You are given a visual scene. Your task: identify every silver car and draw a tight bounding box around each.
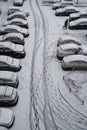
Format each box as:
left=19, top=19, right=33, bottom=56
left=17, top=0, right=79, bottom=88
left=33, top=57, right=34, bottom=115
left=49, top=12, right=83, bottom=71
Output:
left=0, top=41, right=26, bottom=58
left=0, top=86, right=19, bottom=107
left=57, top=34, right=81, bottom=46
left=0, top=33, right=25, bottom=45
left=0, top=56, right=21, bottom=72
left=0, top=71, right=19, bottom=88
left=0, top=25, right=29, bottom=37
left=8, top=6, right=29, bottom=16
left=62, top=54, right=87, bottom=70
left=0, top=108, right=15, bottom=128
left=57, top=43, right=87, bottom=60
left=3, top=18, right=28, bottom=29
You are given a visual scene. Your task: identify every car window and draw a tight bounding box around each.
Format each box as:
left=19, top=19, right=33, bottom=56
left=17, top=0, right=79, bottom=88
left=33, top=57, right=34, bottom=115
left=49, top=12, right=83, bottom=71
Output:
left=79, top=22, right=87, bottom=25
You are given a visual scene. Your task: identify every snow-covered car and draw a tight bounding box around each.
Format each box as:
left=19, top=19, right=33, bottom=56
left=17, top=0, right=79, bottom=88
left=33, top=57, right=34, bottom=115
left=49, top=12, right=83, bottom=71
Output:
left=43, top=0, right=60, bottom=4
left=0, top=25, right=29, bottom=37
left=0, top=86, right=18, bottom=107
left=3, top=18, right=28, bottom=29
left=57, top=43, right=87, bottom=60
left=69, top=11, right=87, bottom=22
left=0, top=108, right=14, bottom=128
left=55, top=6, right=79, bottom=16
left=57, top=35, right=81, bottom=46
left=62, top=54, right=87, bottom=70
left=52, top=1, right=74, bottom=10
left=0, top=126, right=8, bottom=130
left=0, top=33, right=25, bottom=45
left=68, top=18, right=87, bottom=30
left=14, top=0, right=23, bottom=6
left=0, top=41, right=26, bottom=58
left=7, top=12, right=27, bottom=20
left=0, top=71, right=19, bottom=88
left=8, top=6, right=29, bottom=17
left=0, top=56, right=21, bottom=72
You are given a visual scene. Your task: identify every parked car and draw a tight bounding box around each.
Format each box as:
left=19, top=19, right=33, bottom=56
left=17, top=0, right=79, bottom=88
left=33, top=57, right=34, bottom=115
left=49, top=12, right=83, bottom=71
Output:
left=0, top=108, right=14, bottom=128
left=68, top=18, right=87, bottom=29
left=0, top=25, right=29, bottom=37
left=55, top=6, right=79, bottom=16
left=8, top=6, right=29, bottom=17
left=0, top=41, right=25, bottom=58
left=7, top=12, right=27, bottom=20
left=57, top=35, right=81, bottom=46
left=0, top=33, right=25, bottom=45
left=3, top=18, right=28, bottom=29
left=14, top=0, right=23, bottom=6
left=0, top=126, right=8, bottom=130
left=52, top=1, right=74, bottom=10
left=0, top=86, right=18, bottom=107
left=0, top=71, right=19, bottom=88
left=62, top=54, right=87, bottom=70
left=69, top=11, right=87, bottom=22
left=57, top=43, right=87, bottom=60
left=0, top=56, right=21, bottom=72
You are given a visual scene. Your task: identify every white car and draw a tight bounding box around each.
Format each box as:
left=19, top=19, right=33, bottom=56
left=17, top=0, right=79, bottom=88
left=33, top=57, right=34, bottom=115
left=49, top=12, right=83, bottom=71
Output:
left=0, top=86, right=18, bottom=107
left=0, top=33, right=25, bottom=45
left=68, top=18, right=87, bottom=30
left=0, top=25, right=29, bottom=37
left=0, top=126, right=8, bottom=130
left=57, top=34, right=81, bottom=46
left=0, top=71, right=19, bottom=88
left=7, top=12, right=27, bottom=20
left=3, top=18, right=28, bottom=29
left=0, top=41, right=26, bottom=58
left=0, top=108, right=14, bottom=128
left=57, top=43, right=87, bottom=60
left=14, top=0, right=23, bottom=6
left=8, top=6, right=29, bottom=16
left=62, top=54, right=87, bottom=70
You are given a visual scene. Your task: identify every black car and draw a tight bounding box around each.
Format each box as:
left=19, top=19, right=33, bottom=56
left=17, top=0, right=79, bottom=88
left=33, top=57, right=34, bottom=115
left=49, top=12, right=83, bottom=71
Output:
left=69, top=18, right=87, bottom=30
left=0, top=71, right=19, bottom=88
left=0, top=56, right=21, bottom=72
left=55, top=6, right=79, bottom=16
left=69, top=11, right=87, bottom=22
left=0, top=41, right=26, bottom=58
left=0, top=33, right=25, bottom=45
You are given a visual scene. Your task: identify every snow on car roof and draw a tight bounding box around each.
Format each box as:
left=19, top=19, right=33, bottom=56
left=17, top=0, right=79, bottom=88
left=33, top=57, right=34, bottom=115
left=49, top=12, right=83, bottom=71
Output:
left=8, top=6, right=20, bottom=10
left=63, top=54, right=87, bottom=63
left=60, top=43, right=78, bottom=50
left=8, top=11, right=26, bottom=17
left=60, top=35, right=77, bottom=41
left=0, top=71, right=16, bottom=79
left=70, top=18, right=87, bottom=25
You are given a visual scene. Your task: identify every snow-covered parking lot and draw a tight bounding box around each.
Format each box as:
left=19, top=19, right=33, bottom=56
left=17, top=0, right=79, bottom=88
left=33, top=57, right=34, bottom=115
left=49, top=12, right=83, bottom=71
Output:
left=0, top=0, right=87, bottom=130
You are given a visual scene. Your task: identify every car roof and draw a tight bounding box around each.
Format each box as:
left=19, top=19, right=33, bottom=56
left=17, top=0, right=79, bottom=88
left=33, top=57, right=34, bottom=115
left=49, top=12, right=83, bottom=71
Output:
left=60, top=35, right=76, bottom=41
left=0, top=86, right=14, bottom=97
left=0, top=71, right=16, bottom=79
left=63, top=54, right=87, bottom=63
left=8, top=11, right=26, bottom=16
left=60, top=43, right=78, bottom=50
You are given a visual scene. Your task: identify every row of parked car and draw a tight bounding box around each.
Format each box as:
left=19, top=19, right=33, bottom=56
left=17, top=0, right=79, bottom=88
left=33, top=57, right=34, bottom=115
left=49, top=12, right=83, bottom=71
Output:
left=0, top=1, right=29, bottom=129
left=52, top=0, right=87, bottom=30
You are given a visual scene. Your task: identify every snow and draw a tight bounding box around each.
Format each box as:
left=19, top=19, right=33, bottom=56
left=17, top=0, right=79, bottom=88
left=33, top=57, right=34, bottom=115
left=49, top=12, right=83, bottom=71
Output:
left=70, top=18, right=87, bottom=26
left=63, top=54, right=87, bottom=63
left=1, top=0, right=87, bottom=130
left=60, top=43, right=78, bottom=50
